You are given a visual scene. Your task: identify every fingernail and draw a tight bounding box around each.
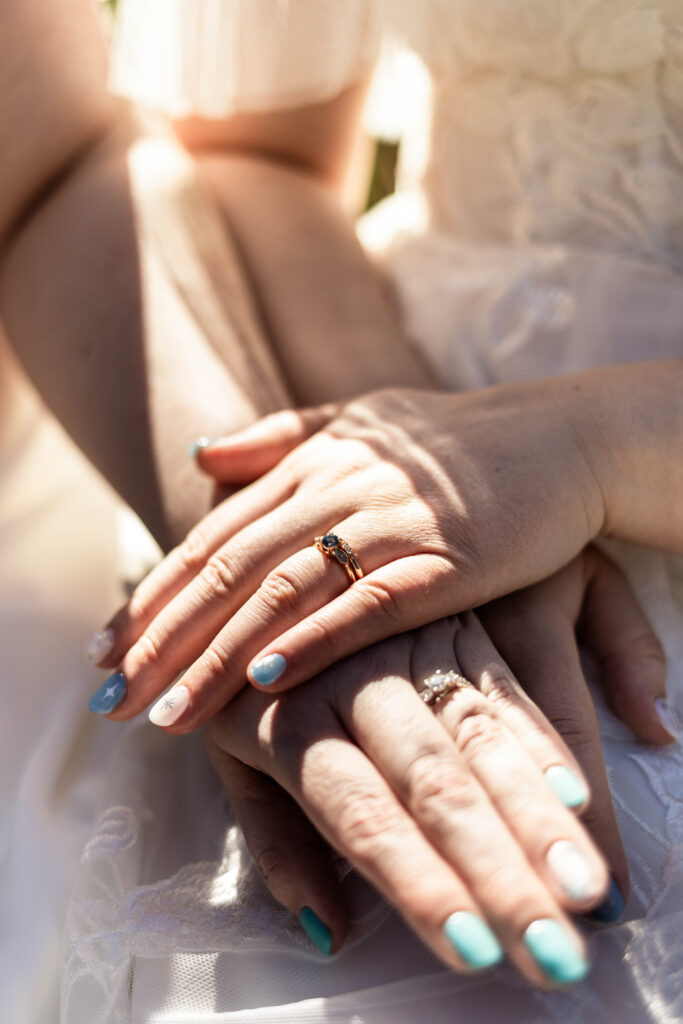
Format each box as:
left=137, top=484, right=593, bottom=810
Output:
left=83, top=627, right=115, bottom=665
left=545, top=765, right=589, bottom=809
left=149, top=684, right=191, bottom=727
left=187, top=436, right=213, bottom=460
left=586, top=877, right=625, bottom=924
left=654, top=698, right=681, bottom=740
left=546, top=840, right=603, bottom=902
left=249, top=653, right=287, bottom=686
left=523, top=918, right=590, bottom=985
left=299, top=907, right=332, bottom=956
left=88, top=672, right=127, bottom=715
left=443, top=911, right=504, bottom=970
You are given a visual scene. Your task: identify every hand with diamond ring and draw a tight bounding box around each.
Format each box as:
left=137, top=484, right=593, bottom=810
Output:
left=204, top=612, right=609, bottom=987
left=199, top=546, right=673, bottom=978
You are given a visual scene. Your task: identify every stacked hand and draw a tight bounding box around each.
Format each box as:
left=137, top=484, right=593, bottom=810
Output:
left=86, top=385, right=672, bottom=985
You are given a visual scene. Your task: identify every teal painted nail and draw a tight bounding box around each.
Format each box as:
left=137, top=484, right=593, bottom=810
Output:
left=88, top=672, right=127, bottom=714
left=299, top=907, right=332, bottom=956
left=524, top=919, right=589, bottom=985
left=187, top=436, right=213, bottom=459
left=545, top=765, right=589, bottom=809
left=443, top=911, right=504, bottom=970
left=249, top=653, right=286, bottom=686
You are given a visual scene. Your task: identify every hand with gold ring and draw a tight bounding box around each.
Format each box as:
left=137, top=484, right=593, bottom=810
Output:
left=85, top=374, right=680, bottom=729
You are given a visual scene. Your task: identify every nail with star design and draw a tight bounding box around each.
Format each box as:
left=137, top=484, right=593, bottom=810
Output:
left=148, top=684, right=191, bottom=727
left=89, top=672, right=127, bottom=715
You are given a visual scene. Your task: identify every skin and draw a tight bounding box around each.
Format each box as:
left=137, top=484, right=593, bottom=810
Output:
left=99, top=371, right=681, bottom=731
left=0, top=0, right=675, bottom=983
left=202, top=545, right=670, bottom=957
left=206, top=612, right=610, bottom=985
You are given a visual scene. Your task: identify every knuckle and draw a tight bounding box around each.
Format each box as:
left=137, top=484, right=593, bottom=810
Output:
left=454, top=710, right=502, bottom=760
left=257, top=568, right=302, bottom=619
left=133, top=630, right=165, bottom=673
left=176, top=526, right=211, bottom=576
left=546, top=711, right=596, bottom=753
left=335, top=787, right=404, bottom=858
left=299, top=614, right=340, bottom=662
left=357, top=578, right=405, bottom=625
left=269, top=697, right=329, bottom=760
left=405, top=750, right=479, bottom=819
left=202, top=552, right=237, bottom=600
left=481, top=671, right=521, bottom=707
left=254, top=845, right=292, bottom=889
left=202, top=643, right=231, bottom=683
left=626, top=629, right=666, bottom=667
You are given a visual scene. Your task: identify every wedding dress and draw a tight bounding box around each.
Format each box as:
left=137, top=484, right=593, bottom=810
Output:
left=2, top=2, right=681, bottom=1022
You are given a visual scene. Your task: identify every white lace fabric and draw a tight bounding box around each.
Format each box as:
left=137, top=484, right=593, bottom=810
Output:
left=411, top=0, right=683, bottom=274
left=6, top=1, right=673, bottom=1021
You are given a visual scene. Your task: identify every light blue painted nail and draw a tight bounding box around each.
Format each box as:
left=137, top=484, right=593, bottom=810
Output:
left=187, top=436, right=213, bottom=460
left=587, top=877, right=625, bottom=924
left=299, top=907, right=332, bottom=956
left=88, top=672, right=127, bottom=714
left=249, top=653, right=287, bottom=686
left=545, top=765, right=589, bottom=809
left=524, top=918, right=590, bottom=985
left=443, top=911, right=504, bottom=970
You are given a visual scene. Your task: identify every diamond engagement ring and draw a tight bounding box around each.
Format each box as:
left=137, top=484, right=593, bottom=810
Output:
left=314, top=532, right=364, bottom=583
left=417, top=670, right=473, bottom=706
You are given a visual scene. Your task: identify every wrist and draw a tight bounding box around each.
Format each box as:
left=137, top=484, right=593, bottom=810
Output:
left=561, top=361, right=683, bottom=551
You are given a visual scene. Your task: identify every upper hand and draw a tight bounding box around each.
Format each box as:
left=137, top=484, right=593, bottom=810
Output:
left=90, top=384, right=607, bottom=725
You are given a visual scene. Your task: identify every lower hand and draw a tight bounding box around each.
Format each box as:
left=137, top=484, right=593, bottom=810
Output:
left=205, top=612, right=608, bottom=987
left=479, top=545, right=672, bottom=910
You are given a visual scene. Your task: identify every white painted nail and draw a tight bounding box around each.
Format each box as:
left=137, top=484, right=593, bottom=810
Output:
left=83, top=628, right=115, bottom=664
left=654, top=698, right=681, bottom=741
left=149, top=685, right=191, bottom=727
left=546, top=840, right=603, bottom=902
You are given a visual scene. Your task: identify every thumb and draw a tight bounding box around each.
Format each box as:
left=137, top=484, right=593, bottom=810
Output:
left=191, top=405, right=338, bottom=484
left=204, top=737, right=347, bottom=955
left=580, top=548, right=675, bottom=746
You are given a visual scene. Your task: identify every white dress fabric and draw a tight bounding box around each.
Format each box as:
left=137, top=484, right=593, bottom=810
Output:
left=3, top=1, right=681, bottom=1022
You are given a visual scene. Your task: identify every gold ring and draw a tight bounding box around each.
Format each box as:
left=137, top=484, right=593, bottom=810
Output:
left=314, top=532, right=364, bottom=583
left=416, top=670, right=473, bottom=706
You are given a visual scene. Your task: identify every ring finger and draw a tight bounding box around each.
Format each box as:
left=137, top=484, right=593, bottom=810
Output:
left=412, top=618, right=608, bottom=914
left=334, top=630, right=595, bottom=987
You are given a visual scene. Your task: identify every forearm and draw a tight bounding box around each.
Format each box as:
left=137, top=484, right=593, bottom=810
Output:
left=195, top=152, right=433, bottom=404
left=0, top=117, right=290, bottom=549
left=0, top=0, right=428, bottom=548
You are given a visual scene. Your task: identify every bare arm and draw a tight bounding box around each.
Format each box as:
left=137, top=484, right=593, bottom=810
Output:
left=0, top=0, right=430, bottom=549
